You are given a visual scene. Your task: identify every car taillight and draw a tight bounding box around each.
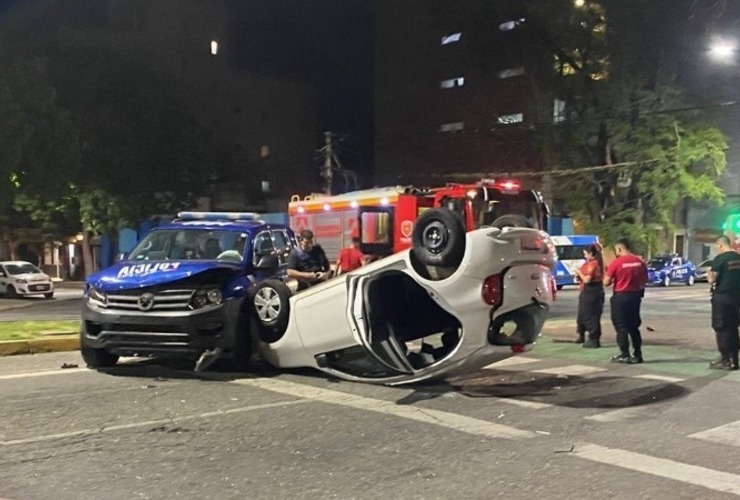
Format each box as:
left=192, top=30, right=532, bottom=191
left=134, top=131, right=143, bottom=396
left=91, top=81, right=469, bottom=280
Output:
left=550, top=276, right=557, bottom=301
left=482, top=274, right=503, bottom=309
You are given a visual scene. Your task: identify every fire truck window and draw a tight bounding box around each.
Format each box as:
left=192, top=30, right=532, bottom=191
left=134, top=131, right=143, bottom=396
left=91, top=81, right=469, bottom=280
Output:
left=361, top=212, right=390, bottom=244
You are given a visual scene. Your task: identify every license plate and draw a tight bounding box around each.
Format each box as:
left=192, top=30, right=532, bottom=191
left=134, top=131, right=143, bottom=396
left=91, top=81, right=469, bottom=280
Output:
left=32, top=285, right=48, bottom=291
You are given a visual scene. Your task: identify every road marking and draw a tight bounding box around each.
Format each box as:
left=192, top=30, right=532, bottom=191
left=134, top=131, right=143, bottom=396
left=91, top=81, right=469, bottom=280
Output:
left=234, top=378, right=536, bottom=440
left=483, top=356, right=540, bottom=369
left=0, top=368, right=88, bottom=380
left=0, top=400, right=307, bottom=446
left=493, top=397, right=552, bottom=410
left=534, top=364, right=606, bottom=376
left=585, top=407, right=647, bottom=423
left=633, top=374, right=685, bottom=383
left=689, top=420, right=740, bottom=448
left=571, top=442, right=740, bottom=495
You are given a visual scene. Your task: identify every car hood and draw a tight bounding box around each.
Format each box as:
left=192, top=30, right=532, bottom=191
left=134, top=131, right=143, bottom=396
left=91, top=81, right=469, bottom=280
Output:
left=10, top=272, right=50, bottom=281
left=87, top=260, right=242, bottom=291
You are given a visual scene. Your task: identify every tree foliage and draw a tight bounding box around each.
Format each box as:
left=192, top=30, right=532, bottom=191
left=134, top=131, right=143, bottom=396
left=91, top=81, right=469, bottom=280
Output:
left=529, top=0, right=728, bottom=252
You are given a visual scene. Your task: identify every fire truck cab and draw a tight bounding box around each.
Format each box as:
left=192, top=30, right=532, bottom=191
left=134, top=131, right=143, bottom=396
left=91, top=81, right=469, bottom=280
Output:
left=288, top=179, right=548, bottom=261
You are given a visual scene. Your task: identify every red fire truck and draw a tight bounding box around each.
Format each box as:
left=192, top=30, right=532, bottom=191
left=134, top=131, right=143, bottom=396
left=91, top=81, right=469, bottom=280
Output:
left=288, top=179, right=549, bottom=261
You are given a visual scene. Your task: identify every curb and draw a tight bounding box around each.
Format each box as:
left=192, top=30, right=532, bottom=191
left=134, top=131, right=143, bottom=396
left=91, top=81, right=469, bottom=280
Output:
left=0, top=335, right=79, bottom=356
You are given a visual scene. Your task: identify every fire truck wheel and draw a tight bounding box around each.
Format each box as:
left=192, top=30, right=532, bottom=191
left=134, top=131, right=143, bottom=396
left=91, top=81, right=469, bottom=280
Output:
left=490, top=214, right=532, bottom=229
left=250, top=279, right=292, bottom=343
left=411, top=208, right=466, bottom=269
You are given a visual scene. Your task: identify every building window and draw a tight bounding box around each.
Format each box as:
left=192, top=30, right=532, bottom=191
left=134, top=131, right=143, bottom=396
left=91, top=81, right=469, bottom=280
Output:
left=440, top=77, right=465, bottom=89
left=441, top=32, right=462, bottom=45
left=498, top=18, right=526, bottom=31
left=210, top=40, right=219, bottom=55
left=498, top=67, right=525, bottom=79
left=261, top=181, right=270, bottom=193
left=553, top=99, right=566, bottom=123
left=440, top=121, right=464, bottom=132
left=260, top=145, right=270, bottom=158
left=497, top=113, right=524, bottom=125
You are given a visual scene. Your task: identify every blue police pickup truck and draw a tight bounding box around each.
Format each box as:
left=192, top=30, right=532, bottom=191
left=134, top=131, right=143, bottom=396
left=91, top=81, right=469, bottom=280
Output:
left=646, top=253, right=697, bottom=287
left=80, top=212, right=295, bottom=372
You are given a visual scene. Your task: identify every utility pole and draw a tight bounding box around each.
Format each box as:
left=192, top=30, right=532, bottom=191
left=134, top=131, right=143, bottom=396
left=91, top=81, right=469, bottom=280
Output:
left=322, top=131, right=333, bottom=195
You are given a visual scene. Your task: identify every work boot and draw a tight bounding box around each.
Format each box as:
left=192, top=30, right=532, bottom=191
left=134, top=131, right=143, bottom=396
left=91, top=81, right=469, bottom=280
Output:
left=610, top=354, right=631, bottom=363
left=582, top=339, right=600, bottom=348
left=629, top=356, right=644, bottom=364
left=575, top=334, right=585, bottom=344
left=709, top=359, right=737, bottom=371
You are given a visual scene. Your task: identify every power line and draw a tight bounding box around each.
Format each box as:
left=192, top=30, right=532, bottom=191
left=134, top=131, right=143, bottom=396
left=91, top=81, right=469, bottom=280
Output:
left=426, top=159, right=658, bottom=180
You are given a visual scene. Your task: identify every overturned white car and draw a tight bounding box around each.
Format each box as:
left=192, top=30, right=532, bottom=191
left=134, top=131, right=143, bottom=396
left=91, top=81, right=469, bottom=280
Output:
left=252, top=209, right=557, bottom=385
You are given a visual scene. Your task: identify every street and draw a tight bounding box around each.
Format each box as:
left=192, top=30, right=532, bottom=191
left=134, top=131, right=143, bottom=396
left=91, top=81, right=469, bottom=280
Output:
left=2, top=285, right=740, bottom=499
left=0, top=288, right=82, bottom=321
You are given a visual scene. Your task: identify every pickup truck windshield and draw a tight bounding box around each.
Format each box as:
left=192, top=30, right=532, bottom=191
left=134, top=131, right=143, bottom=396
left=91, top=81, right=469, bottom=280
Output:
left=128, top=229, right=248, bottom=261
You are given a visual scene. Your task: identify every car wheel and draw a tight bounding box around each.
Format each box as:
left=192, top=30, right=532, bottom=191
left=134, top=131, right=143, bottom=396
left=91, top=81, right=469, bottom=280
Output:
left=686, top=274, right=695, bottom=286
left=44, top=292, right=54, bottom=299
left=6, top=286, right=18, bottom=299
left=662, top=275, right=671, bottom=287
left=490, top=214, right=532, bottom=229
left=556, top=285, right=564, bottom=291
left=411, top=208, right=466, bottom=268
left=79, top=326, right=119, bottom=369
left=251, top=279, right=291, bottom=343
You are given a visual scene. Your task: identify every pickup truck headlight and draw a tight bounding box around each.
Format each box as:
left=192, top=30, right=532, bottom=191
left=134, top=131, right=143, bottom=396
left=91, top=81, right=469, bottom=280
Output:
left=88, top=287, right=107, bottom=306
left=191, top=288, right=223, bottom=309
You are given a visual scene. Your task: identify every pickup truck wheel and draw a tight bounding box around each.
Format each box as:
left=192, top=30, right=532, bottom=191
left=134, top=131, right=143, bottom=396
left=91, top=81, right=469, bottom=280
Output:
left=490, top=214, right=532, bottom=229
left=251, top=280, right=291, bottom=343
left=686, top=274, right=695, bottom=286
left=411, top=208, right=465, bottom=269
left=80, top=327, right=119, bottom=368
left=221, top=313, right=253, bottom=372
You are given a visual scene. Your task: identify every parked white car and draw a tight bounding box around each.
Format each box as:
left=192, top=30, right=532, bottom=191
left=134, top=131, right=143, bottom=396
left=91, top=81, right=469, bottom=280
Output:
left=0, top=261, right=54, bottom=299
left=252, top=209, right=557, bottom=385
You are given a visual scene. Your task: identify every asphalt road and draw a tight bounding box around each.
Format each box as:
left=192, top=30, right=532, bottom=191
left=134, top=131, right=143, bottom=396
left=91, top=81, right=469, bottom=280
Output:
left=0, top=288, right=82, bottom=321
left=1, top=283, right=740, bottom=499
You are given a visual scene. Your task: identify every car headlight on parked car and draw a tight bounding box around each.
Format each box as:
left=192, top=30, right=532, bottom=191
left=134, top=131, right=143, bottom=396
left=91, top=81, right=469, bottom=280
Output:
left=87, top=287, right=107, bottom=306
left=15, top=279, right=28, bottom=284
left=191, top=288, right=223, bottom=309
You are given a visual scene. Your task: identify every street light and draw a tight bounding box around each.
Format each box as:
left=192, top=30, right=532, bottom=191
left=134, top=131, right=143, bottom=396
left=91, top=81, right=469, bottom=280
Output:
left=709, top=38, right=736, bottom=64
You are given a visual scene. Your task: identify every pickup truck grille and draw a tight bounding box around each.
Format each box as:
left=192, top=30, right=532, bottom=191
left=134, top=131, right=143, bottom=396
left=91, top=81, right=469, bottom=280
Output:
left=102, top=289, right=195, bottom=312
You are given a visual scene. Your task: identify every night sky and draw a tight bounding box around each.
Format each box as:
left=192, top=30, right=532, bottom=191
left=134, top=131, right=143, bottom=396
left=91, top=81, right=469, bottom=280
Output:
left=230, top=0, right=375, bottom=177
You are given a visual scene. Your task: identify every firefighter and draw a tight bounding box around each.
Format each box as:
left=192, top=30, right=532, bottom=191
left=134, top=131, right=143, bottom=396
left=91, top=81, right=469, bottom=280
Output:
left=707, top=235, right=740, bottom=370
left=574, top=243, right=604, bottom=348
left=603, top=238, right=648, bottom=364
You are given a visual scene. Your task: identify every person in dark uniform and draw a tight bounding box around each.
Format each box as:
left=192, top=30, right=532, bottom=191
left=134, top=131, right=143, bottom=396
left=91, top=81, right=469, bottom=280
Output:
left=603, top=238, right=648, bottom=364
left=287, top=230, right=331, bottom=292
left=575, top=243, right=604, bottom=348
left=707, top=235, right=740, bottom=370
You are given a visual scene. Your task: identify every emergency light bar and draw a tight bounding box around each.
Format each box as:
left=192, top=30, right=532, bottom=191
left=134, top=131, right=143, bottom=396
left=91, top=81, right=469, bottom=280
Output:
left=176, top=211, right=261, bottom=222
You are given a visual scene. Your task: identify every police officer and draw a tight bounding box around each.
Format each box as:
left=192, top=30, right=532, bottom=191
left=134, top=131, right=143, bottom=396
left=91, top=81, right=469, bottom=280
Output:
left=287, top=230, right=331, bottom=292
left=707, top=235, right=740, bottom=370
left=603, top=238, right=648, bottom=364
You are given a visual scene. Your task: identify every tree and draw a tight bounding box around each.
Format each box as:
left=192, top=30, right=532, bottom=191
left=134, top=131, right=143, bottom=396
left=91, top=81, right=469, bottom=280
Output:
left=528, top=0, right=728, bottom=252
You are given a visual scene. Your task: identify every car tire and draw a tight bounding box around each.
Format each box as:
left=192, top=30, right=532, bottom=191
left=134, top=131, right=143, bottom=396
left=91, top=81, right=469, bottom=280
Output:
left=6, top=286, right=18, bottom=299
left=686, top=274, right=695, bottom=286
left=662, top=275, right=671, bottom=287
left=556, top=285, right=564, bottom=291
left=490, top=214, right=532, bottom=229
left=79, top=327, right=119, bottom=369
left=251, top=279, right=292, bottom=343
left=411, top=208, right=466, bottom=268
left=44, top=292, right=54, bottom=299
